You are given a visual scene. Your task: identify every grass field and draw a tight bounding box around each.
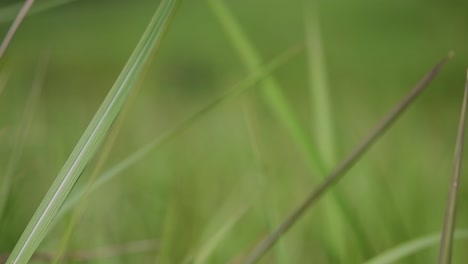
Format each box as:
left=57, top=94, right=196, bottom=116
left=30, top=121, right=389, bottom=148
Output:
left=1, top=0, right=468, bottom=263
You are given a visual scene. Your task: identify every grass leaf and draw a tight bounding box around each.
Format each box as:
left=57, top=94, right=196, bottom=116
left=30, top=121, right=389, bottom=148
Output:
left=5, top=1, right=179, bottom=263
left=438, top=69, right=468, bottom=264
left=241, top=53, right=452, bottom=264
left=305, top=0, right=336, bottom=168
left=205, top=0, right=326, bottom=175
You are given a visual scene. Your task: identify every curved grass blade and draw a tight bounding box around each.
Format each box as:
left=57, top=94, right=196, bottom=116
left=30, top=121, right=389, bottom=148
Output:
left=6, top=1, right=179, bottom=263
left=56, top=44, right=303, bottom=220
left=438, top=70, right=468, bottom=264
left=241, top=53, right=452, bottom=264
left=364, top=230, right=468, bottom=264
left=0, top=0, right=36, bottom=60
left=0, top=0, right=78, bottom=24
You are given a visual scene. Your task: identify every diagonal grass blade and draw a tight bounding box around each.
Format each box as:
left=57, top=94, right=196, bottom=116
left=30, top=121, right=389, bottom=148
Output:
left=5, top=1, right=179, bottom=263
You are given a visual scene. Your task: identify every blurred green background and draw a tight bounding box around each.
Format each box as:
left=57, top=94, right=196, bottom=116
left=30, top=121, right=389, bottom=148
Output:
left=1, top=0, right=468, bottom=263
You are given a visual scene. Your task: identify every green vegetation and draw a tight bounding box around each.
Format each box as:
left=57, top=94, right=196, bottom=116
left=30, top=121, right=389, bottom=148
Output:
left=0, top=0, right=467, bottom=263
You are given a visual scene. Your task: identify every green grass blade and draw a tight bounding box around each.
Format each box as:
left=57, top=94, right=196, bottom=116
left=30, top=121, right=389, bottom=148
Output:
left=205, top=0, right=326, bottom=176
left=305, top=0, right=336, bottom=168
left=0, top=0, right=36, bottom=60
left=5, top=1, right=179, bottom=263
left=305, top=1, right=346, bottom=259
left=241, top=54, right=451, bottom=264
left=0, top=0, right=78, bottom=24
left=56, top=44, right=302, bottom=221
left=364, top=230, right=468, bottom=264
left=0, top=55, right=48, bottom=223
left=438, top=70, right=468, bottom=264
left=51, top=89, right=139, bottom=263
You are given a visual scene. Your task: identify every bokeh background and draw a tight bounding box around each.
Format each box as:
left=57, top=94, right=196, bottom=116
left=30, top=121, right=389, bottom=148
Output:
left=1, top=0, right=468, bottom=263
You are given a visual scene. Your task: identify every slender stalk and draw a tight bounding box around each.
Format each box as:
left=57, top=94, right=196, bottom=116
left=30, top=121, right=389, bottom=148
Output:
left=438, top=69, right=468, bottom=264
left=0, top=0, right=36, bottom=60
left=305, top=0, right=336, bottom=168
left=242, top=53, right=452, bottom=264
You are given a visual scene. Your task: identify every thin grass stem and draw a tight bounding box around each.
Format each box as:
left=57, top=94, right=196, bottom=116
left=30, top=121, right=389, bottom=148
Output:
left=0, top=0, right=36, bottom=60
left=241, top=53, right=452, bottom=264
left=0, top=0, right=78, bottom=24
left=438, top=69, right=468, bottom=264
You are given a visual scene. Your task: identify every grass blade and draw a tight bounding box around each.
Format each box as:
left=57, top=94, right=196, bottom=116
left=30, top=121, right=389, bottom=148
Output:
left=241, top=53, right=452, bottom=264
left=305, top=0, right=336, bottom=168
left=205, top=0, right=326, bottom=175
left=0, top=0, right=36, bottom=60
left=5, top=1, right=179, bottom=263
left=0, top=0, right=78, bottom=24
left=305, top=1, right=348, bottom=260
left=51, top=86, right=140, bottom=263
left=364, top=230, right=468, bottom=264
left=438, top=70, right=468, bottom=264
